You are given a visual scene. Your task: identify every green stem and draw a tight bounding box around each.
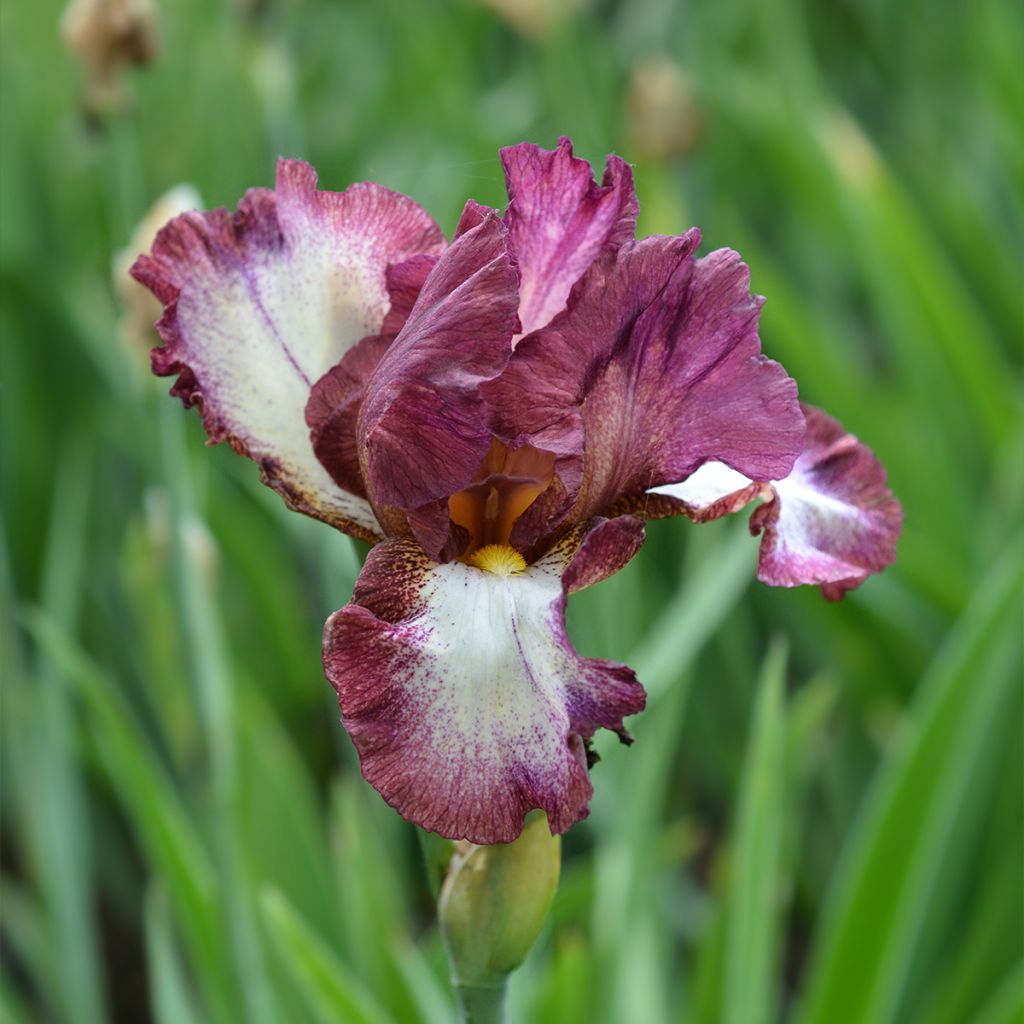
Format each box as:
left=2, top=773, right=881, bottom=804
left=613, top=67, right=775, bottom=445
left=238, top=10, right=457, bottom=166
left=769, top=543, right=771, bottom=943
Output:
left=454, top=982, right=508, bottom=1024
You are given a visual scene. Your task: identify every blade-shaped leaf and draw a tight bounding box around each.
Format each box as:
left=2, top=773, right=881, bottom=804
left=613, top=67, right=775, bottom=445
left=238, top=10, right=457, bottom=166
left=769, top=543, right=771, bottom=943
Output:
left=723, top=641, right=788, bottom=1024
left=796, top=538, right=1024, bottom=1024
left=260, top=888, right=397, bottom=1024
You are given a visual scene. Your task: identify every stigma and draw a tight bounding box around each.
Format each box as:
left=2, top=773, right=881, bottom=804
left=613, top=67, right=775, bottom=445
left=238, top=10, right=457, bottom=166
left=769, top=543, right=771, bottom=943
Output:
left=468, top=544, right=528, bottom=577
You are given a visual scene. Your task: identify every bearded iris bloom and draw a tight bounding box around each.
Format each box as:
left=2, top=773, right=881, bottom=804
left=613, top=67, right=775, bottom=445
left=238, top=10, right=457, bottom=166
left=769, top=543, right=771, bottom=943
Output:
left=132, top=138, right=901, bottom=845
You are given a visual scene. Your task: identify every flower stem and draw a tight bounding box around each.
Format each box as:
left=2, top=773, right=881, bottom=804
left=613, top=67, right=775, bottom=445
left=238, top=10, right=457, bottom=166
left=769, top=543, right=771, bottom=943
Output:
left=454, top=982, right=508, bottom=1024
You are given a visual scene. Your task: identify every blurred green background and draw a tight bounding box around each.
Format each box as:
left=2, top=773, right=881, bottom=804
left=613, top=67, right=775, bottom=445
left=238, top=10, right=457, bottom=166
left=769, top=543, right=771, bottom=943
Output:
left=2, top=0, right=1022, bottom=1022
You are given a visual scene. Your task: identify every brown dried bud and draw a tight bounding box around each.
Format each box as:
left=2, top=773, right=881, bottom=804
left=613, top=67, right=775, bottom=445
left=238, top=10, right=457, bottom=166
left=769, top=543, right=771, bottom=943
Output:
left=625, top=56, right=702, bottom=161
left=61, top=0, right=159, bottom=115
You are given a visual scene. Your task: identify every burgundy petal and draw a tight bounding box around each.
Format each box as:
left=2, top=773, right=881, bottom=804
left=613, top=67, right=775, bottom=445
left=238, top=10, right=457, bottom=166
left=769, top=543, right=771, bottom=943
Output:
left=305, top=252, right=443, bottom=503
left=305, top=333, right=392, bottom=500
left=357, top=205, right=520, bottom=556
left=322, top=516, right=647, bottom=844
left=502, top=137, right=638, bottom=336
left=648, top=405, right=902, bottom=598
left=132, top=158, right=444, bottom=541
left=381, top=252, right=441, bottom=335
left=751, top=405, right=902, bottom=598
left=484, top=235, right=805, bottom=531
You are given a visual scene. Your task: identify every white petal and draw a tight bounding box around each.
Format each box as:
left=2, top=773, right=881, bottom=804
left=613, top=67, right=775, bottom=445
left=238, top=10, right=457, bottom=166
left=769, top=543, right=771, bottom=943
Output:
left=649, top=460, right=756, bottom=508
left=134, top=159, right=444, bottom=538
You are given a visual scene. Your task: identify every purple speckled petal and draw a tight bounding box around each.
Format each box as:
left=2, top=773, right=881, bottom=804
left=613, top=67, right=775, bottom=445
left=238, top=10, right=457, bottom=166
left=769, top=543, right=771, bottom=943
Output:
left=357, top=205, right=520, bottom=556
left=484, top=235, right=805, bottom=533
left=322, top=516, right=647, bottom=844
left=132, top=158, right=444, bottom=541
left=649, top=405, right=902, bottom=598
left=502, top=137, right=638, bottom=336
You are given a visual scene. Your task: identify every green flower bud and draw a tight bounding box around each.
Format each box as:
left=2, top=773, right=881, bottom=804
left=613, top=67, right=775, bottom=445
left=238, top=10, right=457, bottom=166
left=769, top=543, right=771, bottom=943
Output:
left=439, top=811, right=560, bottom=995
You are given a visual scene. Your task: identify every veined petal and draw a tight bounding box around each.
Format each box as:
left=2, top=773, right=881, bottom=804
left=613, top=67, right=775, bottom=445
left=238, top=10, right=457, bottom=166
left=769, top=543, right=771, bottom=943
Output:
left=649, top=405, right=902, bottom=598
left=502, top=137, right=638, bottom=336
left=305, top=334, right=392, bottom=500
left=132, top=158, right=444, bottom=540
left=322, top=516, right=647, bottom=844
left=484, top=235, right=804, bottom=529
left=357, top=206, right=520, bottom=556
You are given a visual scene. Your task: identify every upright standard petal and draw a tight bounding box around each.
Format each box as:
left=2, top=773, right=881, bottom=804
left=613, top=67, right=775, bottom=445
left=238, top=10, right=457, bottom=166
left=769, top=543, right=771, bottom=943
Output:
left=484, top=235, right=805, bottom=529
left=322, top=516, right=647, bottom=844
left=502, top=137, right=638, bottom=336
left=132, top=159, right=444, bottom=540
left=649, top=405, right=903, bottom=598
left=357, top=206, right=521, bottom=556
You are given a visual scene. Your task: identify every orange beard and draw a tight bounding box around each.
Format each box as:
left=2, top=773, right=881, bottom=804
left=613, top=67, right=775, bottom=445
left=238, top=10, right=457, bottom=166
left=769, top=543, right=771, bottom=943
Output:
left=448, top=440, right=555, bottom=557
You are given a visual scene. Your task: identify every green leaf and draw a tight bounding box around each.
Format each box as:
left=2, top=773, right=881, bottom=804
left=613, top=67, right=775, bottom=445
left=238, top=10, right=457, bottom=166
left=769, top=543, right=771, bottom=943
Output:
left=21, top=437, right=107, bottom=1024
left=260, top=888, right=397, bottom=1024
left=723, top=641, right=788, bottom=1024
left=973, top=962, right=1024, bottom=1024
left=0, top=980, right=35, bottom=1024
left=796, top=538, right=1024, bottom=1024
left=144, top=885, right=207, bottom=1024
left=21, top=610, right=240, bottom=1024
left=630, top=522, right=755, bottom=698
left=328, top=778, right=420, bottom=1021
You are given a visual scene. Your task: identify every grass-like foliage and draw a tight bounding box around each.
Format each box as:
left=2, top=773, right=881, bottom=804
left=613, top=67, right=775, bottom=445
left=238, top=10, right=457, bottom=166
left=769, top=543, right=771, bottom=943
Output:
left=2, top=0, right=1021, bottom=1022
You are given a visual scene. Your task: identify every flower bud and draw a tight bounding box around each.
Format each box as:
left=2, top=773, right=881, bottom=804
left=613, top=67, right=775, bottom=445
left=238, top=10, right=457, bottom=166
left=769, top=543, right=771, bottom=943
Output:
left=438, top=811, right=560, bottom=990
left=113, top=184, right=202, bottom=361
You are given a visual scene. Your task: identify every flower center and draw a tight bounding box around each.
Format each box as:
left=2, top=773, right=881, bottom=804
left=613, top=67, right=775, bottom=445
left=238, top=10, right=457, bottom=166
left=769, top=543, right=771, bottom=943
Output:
left=449, top=440, right=555, bottom=558
left=468, top=544, right=528, bottom=576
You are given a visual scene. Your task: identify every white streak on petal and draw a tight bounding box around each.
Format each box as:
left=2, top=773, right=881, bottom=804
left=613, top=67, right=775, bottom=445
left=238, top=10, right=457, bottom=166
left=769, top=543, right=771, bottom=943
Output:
left=649, top=460, right=754, bottom=508
left=324, top=521, right=645, bottom=843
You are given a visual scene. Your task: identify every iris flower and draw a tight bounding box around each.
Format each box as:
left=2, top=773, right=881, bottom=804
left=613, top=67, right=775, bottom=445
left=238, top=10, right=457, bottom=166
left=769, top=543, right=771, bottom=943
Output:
left=133, top=139, right=901, bottom=845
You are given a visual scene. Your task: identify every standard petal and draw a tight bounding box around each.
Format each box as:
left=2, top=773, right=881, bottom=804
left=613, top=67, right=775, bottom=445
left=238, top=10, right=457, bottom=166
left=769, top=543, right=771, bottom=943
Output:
left=322, top=516, right=647, bottom=844
left=484, top=235, right=805, bottom=531
left=502, top=137, right=638, bottom=336
left=357, top=206, right=520, bottom=555
left=648, top=406, right=902, bottom=597
left=132, top=158, right=444, bottom=540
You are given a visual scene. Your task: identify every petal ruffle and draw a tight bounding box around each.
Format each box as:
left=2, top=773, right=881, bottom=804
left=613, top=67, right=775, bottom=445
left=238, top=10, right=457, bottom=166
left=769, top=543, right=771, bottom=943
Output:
left=502, top=137, right=638, bottom=336
left=322, top=516, right=647, bottom=844
left=357, top=206, right=521, bottom=556
left=649, top=405, right=903, bottom=598
left=484, top=235, right=805, bottom=530
left=132, top=159, right=444, bottom=541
